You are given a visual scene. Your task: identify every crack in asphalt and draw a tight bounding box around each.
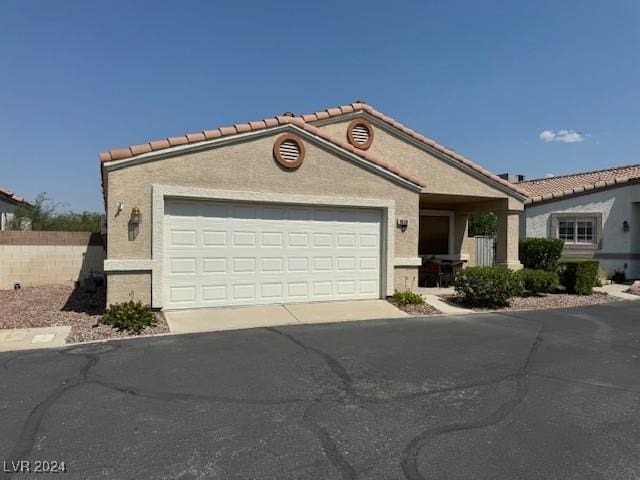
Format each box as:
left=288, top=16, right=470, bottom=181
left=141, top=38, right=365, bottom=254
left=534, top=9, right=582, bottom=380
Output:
left=3, top=341, right=304, bottom=470
left=302, top=401, right=357, bottom=480
left=399, top=330, right=543, bottom=480
left=531, top=372, right=640, bottom=394
left=267, top=327, right=357, bottom=402
left=266, top=326, right=537, bottom=480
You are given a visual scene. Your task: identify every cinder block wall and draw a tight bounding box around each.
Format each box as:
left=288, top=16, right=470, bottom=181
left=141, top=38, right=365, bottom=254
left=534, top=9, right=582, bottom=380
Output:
left=0, top=232, right=105, bottom=289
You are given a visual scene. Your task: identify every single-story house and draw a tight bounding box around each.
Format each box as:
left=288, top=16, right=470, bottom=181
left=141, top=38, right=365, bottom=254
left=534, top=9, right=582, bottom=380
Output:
left=0, top=188, right=31, bottom=231
left=517, top=164, right=640, bottom=279
left=100, top=101, right=527, bottom=310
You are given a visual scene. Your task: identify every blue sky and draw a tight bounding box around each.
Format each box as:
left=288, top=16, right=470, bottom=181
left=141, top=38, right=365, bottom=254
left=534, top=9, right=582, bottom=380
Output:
left=1, top=0, right=638, bottom=212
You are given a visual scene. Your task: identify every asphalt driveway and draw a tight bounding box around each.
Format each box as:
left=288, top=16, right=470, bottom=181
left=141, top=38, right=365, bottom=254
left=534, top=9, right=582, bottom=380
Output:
left=1, top=301, right=639, bottom=479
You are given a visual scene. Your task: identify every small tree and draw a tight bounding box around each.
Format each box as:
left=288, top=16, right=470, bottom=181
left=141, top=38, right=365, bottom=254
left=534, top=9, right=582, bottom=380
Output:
left=468, top=213, right=496, bottom=237
left=9, top=192, right=103, bottom=232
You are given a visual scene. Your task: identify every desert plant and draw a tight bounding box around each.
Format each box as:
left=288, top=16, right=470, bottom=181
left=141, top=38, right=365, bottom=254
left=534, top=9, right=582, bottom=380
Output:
left=393, top=290, right=424, bottom=305
left=99, top=301, right=156, bottom=334
left=455, top=266, right=523, bottom=308
left=519, top=237, right=564, bottom=272
left=558, top=259, right=599, bottom=295
left=517, top=269, right=559, bottom=295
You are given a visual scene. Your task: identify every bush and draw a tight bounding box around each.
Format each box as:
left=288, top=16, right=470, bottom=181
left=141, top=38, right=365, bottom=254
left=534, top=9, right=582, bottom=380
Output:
left=519, top=237, right=564, bottom=272
left=99, top=301, right=156, bottom=334
left=517, top=269, right=559, bottom=295
left=455, top=267, right=523, bottom=308
left=558, top=259, right=599, bottom=295
left=393, top=290, right=424, bottom=305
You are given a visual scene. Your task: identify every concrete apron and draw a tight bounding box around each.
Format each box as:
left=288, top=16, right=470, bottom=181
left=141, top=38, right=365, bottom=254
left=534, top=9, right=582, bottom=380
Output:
left=164, top=299, right=408, bottom=334
left=0, top=326, right=71, bottom=352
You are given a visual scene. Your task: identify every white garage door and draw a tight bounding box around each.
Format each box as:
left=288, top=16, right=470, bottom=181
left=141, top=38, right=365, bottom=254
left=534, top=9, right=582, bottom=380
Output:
left=163, top=199, right=382, bottom=309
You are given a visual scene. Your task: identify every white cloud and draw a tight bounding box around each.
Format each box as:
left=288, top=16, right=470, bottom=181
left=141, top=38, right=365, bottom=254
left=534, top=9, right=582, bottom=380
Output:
left=539, top=129, right=584, bottom=143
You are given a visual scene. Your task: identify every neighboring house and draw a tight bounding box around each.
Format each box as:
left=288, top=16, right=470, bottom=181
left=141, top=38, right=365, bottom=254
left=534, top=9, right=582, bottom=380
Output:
left=100, top=101, right=528, bottom=309
left=0, top=188, right=31, bottom=231
left=516, top=164, right=640, bottom=279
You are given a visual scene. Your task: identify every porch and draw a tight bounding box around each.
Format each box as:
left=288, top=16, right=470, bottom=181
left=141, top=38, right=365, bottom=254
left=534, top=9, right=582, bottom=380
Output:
left=417, top=193, right=522, bottom=284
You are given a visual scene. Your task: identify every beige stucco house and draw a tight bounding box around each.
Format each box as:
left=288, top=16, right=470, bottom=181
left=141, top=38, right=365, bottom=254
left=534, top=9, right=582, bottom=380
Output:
left=100, top=102, right=527, bottom=309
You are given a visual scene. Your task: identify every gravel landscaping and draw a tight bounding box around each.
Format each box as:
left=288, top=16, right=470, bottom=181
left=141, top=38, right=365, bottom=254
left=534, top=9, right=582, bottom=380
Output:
left=439, top=291, right=620, bottom=312
left=388, top=298, right=441, bottom=315
left=0, top=285, right=169, bottom=343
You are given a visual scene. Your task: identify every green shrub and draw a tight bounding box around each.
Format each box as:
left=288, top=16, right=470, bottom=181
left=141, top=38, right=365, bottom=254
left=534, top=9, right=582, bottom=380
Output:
left=517, top=269, right=559, bottom=294
left=558, top=259, right=599, bottom=295
left=519, top=237, right=564, bottom=272
left=393, top=290, right=424, bottom=305
left=99, top=301, right=156, bottom=334
left=455, top=267, right=523, bottom=308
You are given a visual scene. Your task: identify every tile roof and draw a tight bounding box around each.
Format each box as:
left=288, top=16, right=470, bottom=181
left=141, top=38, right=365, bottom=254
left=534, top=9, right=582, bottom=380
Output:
left=0, top=188, right=31, bottom=207
left=517, top=163, right=640, bottom=203
left=99, top=101, right=528, bottom=196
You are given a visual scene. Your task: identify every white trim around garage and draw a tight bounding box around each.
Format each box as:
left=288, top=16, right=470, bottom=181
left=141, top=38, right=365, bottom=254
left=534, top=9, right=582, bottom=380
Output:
left=151, top=184, right=396, bottom=308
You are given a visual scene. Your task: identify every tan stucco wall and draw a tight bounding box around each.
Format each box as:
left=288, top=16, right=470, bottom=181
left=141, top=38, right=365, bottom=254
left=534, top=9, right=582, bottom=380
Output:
left=394, top=267, right=420, bottom=291
left=105, top=130, right=420, bottom=304
left=0, top=245, right=104, bottom=289
left=320, top=120, right=517, bottom=200
left=106, top=272, right=151, bottom=305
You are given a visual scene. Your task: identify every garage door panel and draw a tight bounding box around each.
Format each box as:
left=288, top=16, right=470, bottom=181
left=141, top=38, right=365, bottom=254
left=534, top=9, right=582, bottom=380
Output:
left=163, top=200, right=382, bottom=309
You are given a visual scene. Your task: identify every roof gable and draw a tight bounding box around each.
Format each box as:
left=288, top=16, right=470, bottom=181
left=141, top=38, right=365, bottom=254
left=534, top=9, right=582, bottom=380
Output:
left=102, top=122, right=426, bottom=192
left=99, top=100, right=527, bottom=198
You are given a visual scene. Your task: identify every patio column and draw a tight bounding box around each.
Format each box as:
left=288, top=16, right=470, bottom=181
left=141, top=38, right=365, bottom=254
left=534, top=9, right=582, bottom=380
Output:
left=495, top=210, right=523, bottom=270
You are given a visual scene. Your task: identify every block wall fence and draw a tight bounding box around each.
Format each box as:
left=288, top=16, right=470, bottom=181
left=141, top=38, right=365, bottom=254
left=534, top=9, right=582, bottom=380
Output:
left=0, top=232, right=105, bottom=289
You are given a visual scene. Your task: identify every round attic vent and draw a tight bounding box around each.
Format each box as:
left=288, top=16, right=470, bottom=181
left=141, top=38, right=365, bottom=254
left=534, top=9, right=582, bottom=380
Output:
left=347, top=119, right=374, bottom=150
left=273, top=134, right=305, bottom=169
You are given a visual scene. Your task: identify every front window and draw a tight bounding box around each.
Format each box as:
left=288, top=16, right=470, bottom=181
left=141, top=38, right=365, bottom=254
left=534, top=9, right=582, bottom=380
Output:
left=557, top=217, right=595, bottom=244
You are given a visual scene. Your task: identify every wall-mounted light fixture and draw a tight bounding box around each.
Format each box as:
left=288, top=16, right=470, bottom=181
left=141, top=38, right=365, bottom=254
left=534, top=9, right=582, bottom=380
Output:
left=623, top=220, right=630, bottom=232
left=128, top=207, right=141, bottom=241
left=130, top=207, right=141, bottom=225
left=397, top=218, right=409, bottom=232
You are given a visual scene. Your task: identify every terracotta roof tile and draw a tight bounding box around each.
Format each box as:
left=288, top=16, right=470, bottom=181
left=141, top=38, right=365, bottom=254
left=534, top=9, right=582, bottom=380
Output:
left=234, top=123, right=251, bottom=134
left=186, top=132, right=205, bottom=143
left=218, top=126, right=236, bottom=136
left=167, top=136, right=188, bottom=147
left=130, top=144, right=153, bottom=155
left=518, top=163, right=640, bottom=203
left=150, top=139, right=170, bottom=150
left=203, top=129, right=222, bottom=139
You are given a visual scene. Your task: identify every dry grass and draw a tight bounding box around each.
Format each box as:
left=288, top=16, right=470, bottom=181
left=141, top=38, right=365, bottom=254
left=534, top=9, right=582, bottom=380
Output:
left=0, top=285, right=169, bottom=343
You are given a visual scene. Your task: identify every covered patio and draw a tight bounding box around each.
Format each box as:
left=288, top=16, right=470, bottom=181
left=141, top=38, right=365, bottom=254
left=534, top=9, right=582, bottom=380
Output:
left=416, top=192, right=523, bottom=286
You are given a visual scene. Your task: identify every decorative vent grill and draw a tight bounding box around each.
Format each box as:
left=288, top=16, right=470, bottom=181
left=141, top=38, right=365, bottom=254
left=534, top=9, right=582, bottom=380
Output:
left=347, top=120, right=374, bottom=150
left=273, top=134, right=305, bottom=169
left=351, top=124, right=370, bottom=145
left=278, top=139, right=301, bottom=162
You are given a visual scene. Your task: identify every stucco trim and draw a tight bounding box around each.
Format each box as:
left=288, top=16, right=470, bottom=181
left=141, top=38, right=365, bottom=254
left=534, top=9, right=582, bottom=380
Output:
left=393, top=257, right=423, bottom=267
left=103, top=124, right=422, bottom=193
left=313, top=111, right=529, bottom=202
left=104, top=259, right=153, bottom=272
left=151, top=185, right=396, bottom=308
